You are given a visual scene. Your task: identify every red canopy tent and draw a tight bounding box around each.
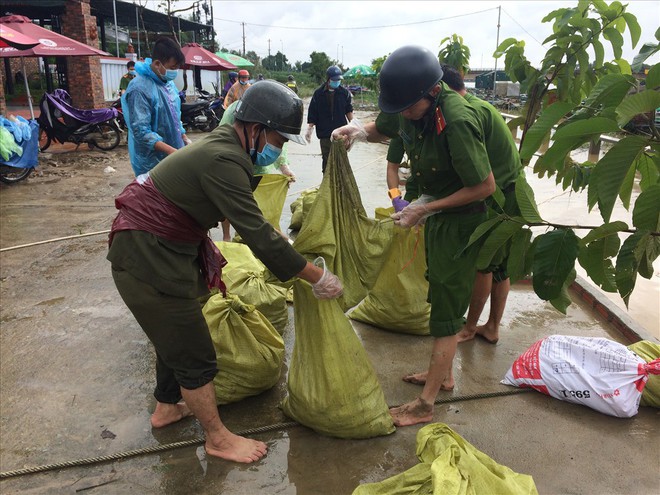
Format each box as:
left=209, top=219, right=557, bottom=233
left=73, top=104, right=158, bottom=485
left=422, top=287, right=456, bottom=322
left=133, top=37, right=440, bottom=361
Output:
left=0, top=15, right=110, bottom=118
left=181, top=43, right=236, bottom=96
left=0, top=24, right=39, bottom=51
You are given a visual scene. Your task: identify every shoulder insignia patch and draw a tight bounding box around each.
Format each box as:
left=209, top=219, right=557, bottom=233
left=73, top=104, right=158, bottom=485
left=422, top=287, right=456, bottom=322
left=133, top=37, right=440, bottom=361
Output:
left=435, top=106, right=447, bottom=135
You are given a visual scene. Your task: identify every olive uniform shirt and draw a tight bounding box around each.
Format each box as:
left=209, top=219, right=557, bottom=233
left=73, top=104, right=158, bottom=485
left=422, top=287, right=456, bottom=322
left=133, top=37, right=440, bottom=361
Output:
left=107, top=125, right=307, bottom=298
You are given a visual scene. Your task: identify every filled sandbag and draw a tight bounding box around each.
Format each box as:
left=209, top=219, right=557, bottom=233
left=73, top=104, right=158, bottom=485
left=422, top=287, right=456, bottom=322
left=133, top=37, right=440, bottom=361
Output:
left=203, top=293, right=285, bottom=405
left=216, top=241, right=288, bottom=332
left=350, top=207, right=430, bottom=335
left=288, top=187, right=318, bottom=231
left=281, top=280, right=395, bottom=439
left=353, top=423, right=538, bottom=495
left=628, top=340, right=660, bottom=408
left=293, top=142, right=393, bottom=311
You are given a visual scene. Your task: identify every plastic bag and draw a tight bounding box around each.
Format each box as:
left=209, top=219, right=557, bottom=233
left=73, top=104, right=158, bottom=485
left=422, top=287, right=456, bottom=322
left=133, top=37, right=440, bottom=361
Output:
left=628, top=340, right=660, bottom=408
left=350, top=207, right=430, bottom=335
left=280, top=280, right=395, bottom=439
left=215, top=241, right=289, bottom=332
left=288, top=187, right=318, bottom=231
left=203, top=293, right=284, bottom=405
left=353, top=423, right=538, bottom=495
left=293, top=142, right=393, bottom=310
left=0, top=126, right=23, bottom=161
left=502, top=335, right=660, bottom=417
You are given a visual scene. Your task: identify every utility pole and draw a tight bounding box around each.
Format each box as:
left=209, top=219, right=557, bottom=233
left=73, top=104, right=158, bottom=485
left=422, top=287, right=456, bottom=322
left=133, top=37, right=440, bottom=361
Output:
left=493, top=5, right=501, bottom=93
left=268, top=39, right=271, bottom=57
left=242, top=22, right=246, bottom=56
left=112, top=0, right=119, bottom=57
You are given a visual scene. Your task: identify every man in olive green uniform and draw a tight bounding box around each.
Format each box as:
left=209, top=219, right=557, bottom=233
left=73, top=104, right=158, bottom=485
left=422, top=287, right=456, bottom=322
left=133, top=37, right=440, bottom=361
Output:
left=108, top=81, right=343, bottom=463
left=333, top=46, right=495, bottom=427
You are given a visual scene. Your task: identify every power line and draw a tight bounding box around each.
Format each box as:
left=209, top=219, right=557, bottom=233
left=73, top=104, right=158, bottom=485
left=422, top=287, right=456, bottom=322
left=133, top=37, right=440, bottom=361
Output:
left=213, top=7, right=498, bottom=31
left=501, top=7, right=545, bottom=46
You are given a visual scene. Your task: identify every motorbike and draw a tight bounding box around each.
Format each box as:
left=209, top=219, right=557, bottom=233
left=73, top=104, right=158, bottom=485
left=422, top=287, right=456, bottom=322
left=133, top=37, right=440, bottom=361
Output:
left=37, top=89, right=121, bottom=152
left=110, top=97, right=126, bottom=132
left=179, top=89, right=222, bottom=132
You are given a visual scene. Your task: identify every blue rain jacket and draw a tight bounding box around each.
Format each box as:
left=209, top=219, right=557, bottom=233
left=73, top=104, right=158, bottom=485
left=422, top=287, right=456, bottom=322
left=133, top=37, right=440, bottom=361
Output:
left=121, top=58, right=185, bottom=176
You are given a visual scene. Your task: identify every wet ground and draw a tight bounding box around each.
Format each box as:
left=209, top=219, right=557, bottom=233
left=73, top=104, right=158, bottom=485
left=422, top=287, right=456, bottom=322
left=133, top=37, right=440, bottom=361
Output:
left=1, top=107, right=659, bottom=494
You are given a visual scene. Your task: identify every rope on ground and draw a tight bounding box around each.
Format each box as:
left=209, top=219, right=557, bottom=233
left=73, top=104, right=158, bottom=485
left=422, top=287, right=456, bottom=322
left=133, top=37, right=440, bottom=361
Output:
left=0, top=230, right=111, bottom=253
left=0, top=389, right=531, bottom=480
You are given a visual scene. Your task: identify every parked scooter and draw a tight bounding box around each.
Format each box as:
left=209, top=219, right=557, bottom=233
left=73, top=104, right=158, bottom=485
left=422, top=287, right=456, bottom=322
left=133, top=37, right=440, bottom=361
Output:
left=110, top=97, right=126, bottom=132
left=37, top=89, right=121, bottom=152
left=179, top=89, right=222, bottom=132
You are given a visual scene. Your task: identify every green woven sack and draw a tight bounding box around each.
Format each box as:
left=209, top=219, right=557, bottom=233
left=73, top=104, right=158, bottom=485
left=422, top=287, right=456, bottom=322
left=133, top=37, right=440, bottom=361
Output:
left=353, top=423, right=538, bottom=495
left=293, top=142, right=393, bottom=311
left=628, top=340, right=660, bottom=408
left=350, top=207, right=430, bottom=335
left=281, top=280, right=395, bottom=439
left=289, top=187, right=319, bottom=231
left=203, top=293, right=285, bottom=405
left=216, top=241, right=289, bottom=332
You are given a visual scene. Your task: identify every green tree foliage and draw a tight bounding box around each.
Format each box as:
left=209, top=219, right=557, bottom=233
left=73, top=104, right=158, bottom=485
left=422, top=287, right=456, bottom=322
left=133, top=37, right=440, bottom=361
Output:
left=371, top=55, right=388, bottom=74
left=306, top=51, right=334, bottom=84
left=438, top=34, right=471, bottom=75
left=484, top=0, right=660, bottom=311
left=263, top=51, right=290, bottom=72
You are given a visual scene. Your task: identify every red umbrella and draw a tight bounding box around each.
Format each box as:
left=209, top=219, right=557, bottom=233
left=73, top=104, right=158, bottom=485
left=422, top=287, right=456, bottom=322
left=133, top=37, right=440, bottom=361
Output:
left=0, top=24, right=39, bottom=50
left=181, top=43, right=237, bottom=70
left=0, top=15, right=109, bottom=57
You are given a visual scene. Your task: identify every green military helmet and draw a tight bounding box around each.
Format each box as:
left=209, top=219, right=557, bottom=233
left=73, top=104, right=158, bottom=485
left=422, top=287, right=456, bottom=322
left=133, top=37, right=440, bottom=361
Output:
left=234, top=80, right=306, bottom=144
left=378, top=45, right=444, bottom=114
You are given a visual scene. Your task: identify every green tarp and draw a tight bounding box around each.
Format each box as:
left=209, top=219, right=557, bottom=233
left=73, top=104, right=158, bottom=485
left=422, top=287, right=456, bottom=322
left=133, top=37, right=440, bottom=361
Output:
left=281, top=280, right=395, bottom=439
left=353, top=423, right=538, bottom=495
left=350, top=207, right=431, bottom=335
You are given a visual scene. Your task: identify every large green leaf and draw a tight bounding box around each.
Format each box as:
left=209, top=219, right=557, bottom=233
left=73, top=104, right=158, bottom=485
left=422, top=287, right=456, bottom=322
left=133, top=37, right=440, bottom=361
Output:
left=616, top=90, right=660, bottom=127
left=476, top=219, right=523, bottom=269
left=604, top=27, right=624, bottom=59
left=532, top=229, right=579, bottom=300
left=581, top=73, right=635, bottom=110
left=553, top=117, right=621, bottom=140
left=515, top=175, right=543, bottom=223
left=615, top=231, right=643, bottom=306
left=535, top=137, right=586, bottom=176
left=646, top=63, right=660, bottom=89
left=634, top=233, right=660, bottom=279
left=619, top=158, right=636, bottom=209
left=520, top=102, right=575, bottom=161
left=637, top=152, right=660, bottom=191
left=578, top=236, right=619, bottom=292
left=593, top=135, right=648, bottom=222
left=632, top=184, right=660, bottom=231
left=580, top=220, right=628, bottom=245
left=465, top=216, right=502, bottom=251
left=622, top=12, right=641, bottom=48
left=507, top=228, right=533, bottom=283
left=550, top=268, right=577, bottom=314
left=632, top=42, right=660, bottom=72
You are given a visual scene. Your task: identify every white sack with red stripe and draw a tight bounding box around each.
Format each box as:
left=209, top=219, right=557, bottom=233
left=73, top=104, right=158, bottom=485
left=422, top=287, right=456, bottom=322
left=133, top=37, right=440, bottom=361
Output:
left=502, top=335, right=660, bottom=418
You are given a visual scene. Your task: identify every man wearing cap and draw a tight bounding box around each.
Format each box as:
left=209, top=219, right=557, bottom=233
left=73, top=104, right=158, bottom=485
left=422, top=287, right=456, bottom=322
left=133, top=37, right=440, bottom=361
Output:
left=305, top=65, right=354, bottom=173
left=332, top=46, right=495, bottom=427
left=108, top=81, right=343, bottom=463
left=223, top=69, right=251, bottom=109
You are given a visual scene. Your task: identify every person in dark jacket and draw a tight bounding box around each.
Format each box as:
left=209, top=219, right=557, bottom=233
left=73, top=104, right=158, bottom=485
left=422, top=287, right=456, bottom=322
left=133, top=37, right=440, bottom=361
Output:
left=305, top=65, right=353, bottom=173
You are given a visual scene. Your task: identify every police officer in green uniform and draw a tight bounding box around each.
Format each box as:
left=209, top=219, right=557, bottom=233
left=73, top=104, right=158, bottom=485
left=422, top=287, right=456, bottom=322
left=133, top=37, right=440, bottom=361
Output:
left=332, top=46, right=495, bottom=427
left=108, top=81, right=343, bottom=463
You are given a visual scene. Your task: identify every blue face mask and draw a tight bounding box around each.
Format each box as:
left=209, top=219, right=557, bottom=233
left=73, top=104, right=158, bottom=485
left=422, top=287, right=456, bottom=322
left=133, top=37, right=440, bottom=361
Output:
left=329, top=80, right=341, bottom=89
left=156, top=61, right=178, bottom=82
left=128, top=69, right=136, bottom=76
left=239, top=80, right=248, bottom=85
left=250, top=129, right=282, bottom=166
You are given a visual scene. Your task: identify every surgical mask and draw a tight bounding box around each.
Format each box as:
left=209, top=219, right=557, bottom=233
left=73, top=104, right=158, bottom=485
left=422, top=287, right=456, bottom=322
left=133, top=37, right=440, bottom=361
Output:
left=329, top=80, right=341, bottom=89
left=128, top=70, right=136, bottom=76
left=239, top=79, right=248, bottom=85
left=250, top=129, right=282, bottom=166
left=156, top=61, right=178, bottom=82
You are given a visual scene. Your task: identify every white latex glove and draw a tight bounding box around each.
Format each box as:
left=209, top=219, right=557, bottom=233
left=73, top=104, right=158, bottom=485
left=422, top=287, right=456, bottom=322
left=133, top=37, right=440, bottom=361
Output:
left=280, top=164, right=296, bottom=182
left=330, top=118, right=367, bottom=151
left=390, top=195, right=437, bottom=228
left=305, top=125, right=314, bottom=144
left=311, top=257, right=343, bottom=299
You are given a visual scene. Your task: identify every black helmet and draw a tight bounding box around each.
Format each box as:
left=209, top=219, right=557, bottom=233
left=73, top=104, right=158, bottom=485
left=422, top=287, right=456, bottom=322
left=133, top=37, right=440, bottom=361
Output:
left=378, top=45, right=443, bottom=114
left=287, top=75, right=294, bottom=81
left=234, top=80, right=306, bottom=145
left=326, top=65, right=343, bottom=81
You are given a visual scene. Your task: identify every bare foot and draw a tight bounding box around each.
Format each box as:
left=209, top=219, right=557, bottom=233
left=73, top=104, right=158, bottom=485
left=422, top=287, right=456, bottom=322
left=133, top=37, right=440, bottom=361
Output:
left=151, top=401, right=194, bottom=428
left=402, top=372, right=454, bottom=390
left=222, top=236, right=231, bottom=242
left=389, top=397, right=434, bottom=427
left=476, top=324, right=499, bottom=344
left=456, top=327, right=477, bottom=343
left=205, top=428, right=268, bottom=463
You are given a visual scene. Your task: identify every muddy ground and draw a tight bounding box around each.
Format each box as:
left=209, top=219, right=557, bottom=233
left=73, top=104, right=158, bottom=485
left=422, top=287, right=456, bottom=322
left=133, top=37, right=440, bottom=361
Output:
left=1, top=113, right=659, bottom=494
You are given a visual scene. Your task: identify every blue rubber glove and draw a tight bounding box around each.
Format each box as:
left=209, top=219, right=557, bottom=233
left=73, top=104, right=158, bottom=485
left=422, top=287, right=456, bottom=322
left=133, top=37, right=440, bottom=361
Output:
left=392, top=196, right=409, bottom=213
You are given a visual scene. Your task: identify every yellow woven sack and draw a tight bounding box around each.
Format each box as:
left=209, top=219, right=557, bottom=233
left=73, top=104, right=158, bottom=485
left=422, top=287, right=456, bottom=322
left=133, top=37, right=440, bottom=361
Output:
left=353, top=423, right=538, bottom=495
left=281, top=280, right=395, bottom=439
left=293, top=142, right=393, bottom=311
left=203, top=293, right=284, bottom=405
left=216, top=241, right=289, bottom=332
left=289, top=187, right=319, bottom=231
left=233, top=173, right=290, bottom=242
left=350, top=207, right=430, bottom=335
left=628, top=340, right=660, bottom=408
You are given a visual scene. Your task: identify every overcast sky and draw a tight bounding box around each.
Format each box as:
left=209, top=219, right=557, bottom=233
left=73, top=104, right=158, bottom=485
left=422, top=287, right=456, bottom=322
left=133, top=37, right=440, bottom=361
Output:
left=149, top=1, right=659, bottom=69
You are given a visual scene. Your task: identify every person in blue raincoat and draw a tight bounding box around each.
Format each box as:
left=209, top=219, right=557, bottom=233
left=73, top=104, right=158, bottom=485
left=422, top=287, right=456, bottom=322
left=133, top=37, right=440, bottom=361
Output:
left=122, top=37, right=191, bottom=176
